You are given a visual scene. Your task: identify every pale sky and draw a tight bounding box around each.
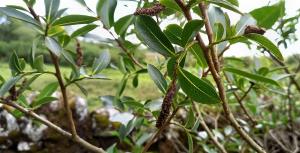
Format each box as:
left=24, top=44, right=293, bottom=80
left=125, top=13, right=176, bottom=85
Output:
left=0, top=0, right=299, bottom=57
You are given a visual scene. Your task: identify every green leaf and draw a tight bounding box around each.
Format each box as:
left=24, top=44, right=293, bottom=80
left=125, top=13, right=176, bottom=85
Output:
left=207, top=0, right=243, bottom=14
left=71, top=24, right=97, bottom=38
left=187, top=132, right=193, bottom=153
left=188, top=44, right=207, bottom=68
left=223, top=67, right=280, bottom=86
left=6, top=5, right=28, bottom=11
left=132, top=74, right=139, bottom=88
left=61, top=50, right=77, bottom=71
left=185, top=108, right=195, bottom=129
left=97, top=0, right=117, bottom=28
left=226, top=0, right=239, bottom=6
left=159, top=0, right=182, bottom=12
left=35, top=82, right=59, bottom=101
left=114, top=15, right=134, bottom=36
left=235, top=14, right=256, bottom=35
left=47, top=25, right=65, bottom=37
left=147, top=64, right=168, bottom=94
left=74, top=82, right=88, bottom=96
left=135, top=15, right=175, bottom=57
left=0, top=76, right=22, bottom=97
left=0, top=7, right=40, bottom=27
left=178, top=68, right=220, bottom=104
left=116, top=75, right=128, bottom=97
left=33, top=55, right=44, bottom=72
left=58, top=35, right=71, bottom=47
left=245, top=33, right=284, bottom=61
left=31, top=97, right=58, bottom=109
left=250, top=1, right=285, bottom=29
left=18, top=74, right=41, bottom=95
left=181, top=20, right=204, bottom=47
left=9, top=51, right=22, bottom=75
left=214, top=23, right=224, bottom=41
left=208, top=6, right=228, bottom=52
left=164, top=24, right=183, bottom=46
left=44, top=0, right=60, bottom=22
left=45, top=37, right=62, bottom=56
left=92, top=50, right=111, bottom=74
left=52, top=15, right=98, bottom=26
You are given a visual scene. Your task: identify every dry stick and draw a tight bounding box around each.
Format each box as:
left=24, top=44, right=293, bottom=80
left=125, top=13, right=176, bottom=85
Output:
left=198, top=3, right=265, bottom=153
left=224, top=74, right=257, bottom=125
left=193, top=103, right=227, bottom=153
left=0, top=99, right=106, bottom=153
left=142, top=108, right=179, bottom=153
left=104, top=27, right=144, bottom=68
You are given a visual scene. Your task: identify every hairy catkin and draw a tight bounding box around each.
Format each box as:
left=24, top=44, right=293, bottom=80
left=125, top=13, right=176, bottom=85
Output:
left=134, top=3, right=165, bottom=16
left=156, top=78, right=177, bottom=128
left=76, top=39, right=83, bottom=67
left=244, top=25, right=266, bottom=35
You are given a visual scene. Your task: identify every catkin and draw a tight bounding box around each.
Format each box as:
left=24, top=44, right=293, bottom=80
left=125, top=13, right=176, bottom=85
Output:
left=156, top=78, right=177, bottom=128
left=244, top=25, right=266, bottom=35
left=134, top=3, right=165, bottom=16
left=76, top=39, right=83, bottom=67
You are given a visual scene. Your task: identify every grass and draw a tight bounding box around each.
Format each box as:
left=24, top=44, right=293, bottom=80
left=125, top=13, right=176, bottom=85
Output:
left=0, top=62, right=161, bottom=109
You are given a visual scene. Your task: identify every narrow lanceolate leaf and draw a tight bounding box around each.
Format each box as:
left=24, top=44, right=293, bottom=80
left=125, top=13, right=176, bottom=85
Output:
left=92, top=50, right=111, bottom=74
left=147, top=64, right=168, bottom=94
left=224, top=67, right=280, bottom=86
left=45, top=37, right=62, bottom=56
left=245, top=33, right=284, bottom=61
left=160, top=0, right=182, bottom=12
left=97, top=0, right=117, bottom=28
left=44, top=0, right=60, bottom=22
left=187, top=132, right=193, bottom=153
left=226, top=0, right=239, bottom=6
left=114, top=15, right=135, bottom=36
left=164, top=24, right=183, bottom=46
left=235, top=14, right=257, bottom=35
left=52, top=15, right=98, bottom=26
left=33, top=55, right=44, bottom=72
left=188, top=44, right=208, bottom=68
left=71, top=24, right=98, bottom=38
left=135, top=15, right=175, bottom=57
left=0, top=7, right=40, bottom=27
left=31, top=97, right=58, bottom=109
left=9, top=52, right=22, bottom=75
left=35, top=82, right=59, bottom=101
left=207, top=0, right=243, bottom=14
left=181, top=20, right=204, bottom=47
left=0, top=76, right=22, bottom=97
left=250, top=1, right=285, bottom=29
left=178, top=68, right=220, bottom=104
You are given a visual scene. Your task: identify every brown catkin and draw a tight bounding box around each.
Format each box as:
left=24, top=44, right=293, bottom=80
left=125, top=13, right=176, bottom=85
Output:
left=75, top=39, right=83, bottom=67
left=156, top=78, right=177, bottom=128
left=244, top=25, right=266, bottom=35
left=134, top=3, right=165, bottom=16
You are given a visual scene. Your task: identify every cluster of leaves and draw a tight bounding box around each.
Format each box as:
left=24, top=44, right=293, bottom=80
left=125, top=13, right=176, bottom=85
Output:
left=0, top=0, right=299, bottom=152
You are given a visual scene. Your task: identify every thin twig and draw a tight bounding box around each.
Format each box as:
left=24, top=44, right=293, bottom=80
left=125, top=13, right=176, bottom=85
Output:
left=104, top=26, right=144, bottom=68
left=193, top=103, right=227, bottom=153
left=142, top=108, right=179, bottom=153
left=268, top=51, right=300, bottom=93
left=0, top=99, right=105, bottom=153
left=224, top=74, right=257, bottom=125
